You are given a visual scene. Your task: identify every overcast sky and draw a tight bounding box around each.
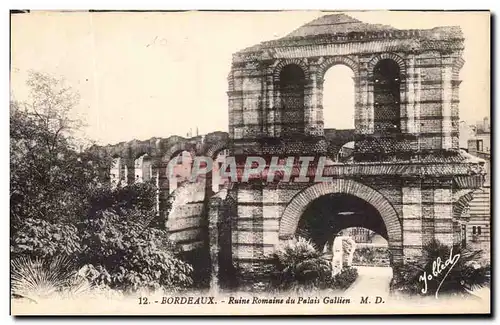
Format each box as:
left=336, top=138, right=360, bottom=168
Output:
left=11, top=11, right=490, bottom=145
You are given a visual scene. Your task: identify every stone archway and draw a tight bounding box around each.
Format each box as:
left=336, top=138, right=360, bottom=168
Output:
left=279, top=179, right=403, bottom=265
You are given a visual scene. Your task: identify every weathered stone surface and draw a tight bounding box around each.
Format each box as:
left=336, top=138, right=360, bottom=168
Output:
left=95, top=14, right=486, bottom=288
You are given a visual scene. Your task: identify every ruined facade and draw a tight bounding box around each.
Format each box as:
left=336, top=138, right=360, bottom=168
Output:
left=101, top=14, right=487, bottom=288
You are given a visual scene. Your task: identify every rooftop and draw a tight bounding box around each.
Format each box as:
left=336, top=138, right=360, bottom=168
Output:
left=284, top=13, right=396, bottom=38
left=235, top=13, right=464, bottom=56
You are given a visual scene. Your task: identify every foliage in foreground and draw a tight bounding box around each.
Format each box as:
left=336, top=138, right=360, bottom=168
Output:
left=79, top=210, right=193, bottom=292
left=11, top=255, right=91, bottom=302
left=269, top=237, right=358, bottom=292
left=327, top=267, right=358, bottom=290
left=10, top=72, right=194, bottom=295
left=392, top=240, right=490, bottom=297
left=271, top=237, right=332, bottom=291
left=11, top=218, right=81, bottom=260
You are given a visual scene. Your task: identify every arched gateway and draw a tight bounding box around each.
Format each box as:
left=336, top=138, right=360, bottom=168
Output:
left=279, top=180, right=403, bottom=265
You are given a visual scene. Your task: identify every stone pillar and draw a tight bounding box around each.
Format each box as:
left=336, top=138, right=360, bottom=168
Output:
left=451, top=56, right=464, bottom=149
left=126, top=159, right=136, bottom=185
left=157, top=162, right=171, bottom=223
left=404, top=54, right=418, bottom=134
left=303, top=68, right=315, bottom=136
left=367, top=80, right=374, bottom=134
left=208, top=194, right=223, bottom=293
left=401, top=184, right=423, bottom=261
left=441, top=55, right=454, bottom=149
left=353, top=71, right=361, bottom=132
left=110, top=157, right=121, bottom=188
left=120, top=162, right=129, bottom=186
left=151, top=163, right=161, bottom=215
left=414, top=56, right=422, bottom=136
left=306, top=61, right=323, bottom=136
left=433, top=187, right=454, bottom=246
left=357, top=60, right=372, bottom=134
left=265, top=66, right=275, bottom=137
left=229, top=69, right=244, bottom=140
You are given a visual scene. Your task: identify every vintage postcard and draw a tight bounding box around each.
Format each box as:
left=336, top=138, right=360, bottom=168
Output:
left=10, top=10, right=491, bottom=316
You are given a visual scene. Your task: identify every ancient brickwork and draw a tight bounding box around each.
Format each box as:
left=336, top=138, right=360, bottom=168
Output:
left=222, top=14, right=485, bottom=281
left=91, top=132, right=230, bottom=252
left=99, top=14, right=487, bottom=288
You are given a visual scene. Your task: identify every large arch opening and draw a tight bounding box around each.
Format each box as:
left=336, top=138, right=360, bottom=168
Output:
left=323, top=65, right=355, bottom=131
left=289, top=191, right=396, bottom=287
left=279, top=64, right=306, bottom=136
left=296, top=193, right=389, bottom=252
left=279, top=181, right=403, bottom=267
left=373, top=59, right=401, bottom=134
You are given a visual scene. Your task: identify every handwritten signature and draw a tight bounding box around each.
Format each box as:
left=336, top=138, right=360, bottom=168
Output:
left=419, top=246, right=460, bottom=299
left=146, top=36, right=169, bottom=47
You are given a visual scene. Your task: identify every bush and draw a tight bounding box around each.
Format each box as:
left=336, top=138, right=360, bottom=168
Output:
left=11, top=255, right=90, bottom=302
left=79, top=210, right=193, bottom=292
left=11, top=218, right=81, bottom=260
left=271, top=237, right=332, bottom=291
left=10, top=71, right=195, bottom=296
left=392, top=240, right=490, bottom=297
left=327, top=267, right=358, bottom=291
left=352, top=246, right=390, bottom=267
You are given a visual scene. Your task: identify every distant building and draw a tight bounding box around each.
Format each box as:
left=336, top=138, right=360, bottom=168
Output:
left=338, top=227, right=387, bottom=246
left=459, top=121, right=475, bottom=150
left=463, top=117, right=490, bottom=257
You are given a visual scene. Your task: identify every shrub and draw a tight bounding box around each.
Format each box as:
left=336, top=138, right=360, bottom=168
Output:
left=11, top=255, right=90, bottom=303
left=11, top=218, right=81, bottom=260
left=271, top=237, right=332, bottom=291
left=352, top=246, right=390, bottom=267
left=327, top=266, right=358, bottom=291
left=79, top=210, right=193, bottom=292
left=392, top=240, right=490, bottom=297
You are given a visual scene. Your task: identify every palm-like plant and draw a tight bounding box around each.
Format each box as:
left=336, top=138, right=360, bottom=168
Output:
left=272, top=237, right=332, bottom=291
left=11, top=255, right=91, bottom=303
left=392, top=240, right=490, bottom=298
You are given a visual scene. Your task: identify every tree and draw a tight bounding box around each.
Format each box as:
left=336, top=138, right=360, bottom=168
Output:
left=10, top=71, right=111, bottom=228
left=10, top=71, right=194, bottom=294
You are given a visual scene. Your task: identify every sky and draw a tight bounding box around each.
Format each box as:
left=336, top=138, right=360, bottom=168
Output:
left=11, top=11, right=490, bottom=145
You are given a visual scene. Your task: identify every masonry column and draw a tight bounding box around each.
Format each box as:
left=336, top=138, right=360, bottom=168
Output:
left=401, top=180, right=424, bottom=262
left=306, top=59, right=323, bottom=136
left=264, top=65, right=275, bottom=137
left=303, top=60, right=316, bottom=137
left=433, top=182, right=454, bottom=246
left=441, top=54, right=454, bottom=149
left=157, top=162, right=171, bottom=225
left=357, top=59, right=372, bottom=134
left=404, top=54, right=418, bottom=134
left=228, top=67, right=244, bottom=140
left=151, top=162, right=161, bottom=216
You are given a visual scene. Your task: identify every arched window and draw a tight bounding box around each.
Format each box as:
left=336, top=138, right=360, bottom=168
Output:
left=373, top=59, right=401, bottom=134
left=472, top=226, right=477, bottom=235
left=478, top=226, right=482, bottom=235
left=323, top=65, right=355, bottom=130
left=279, top=64, right=306, bottom=136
